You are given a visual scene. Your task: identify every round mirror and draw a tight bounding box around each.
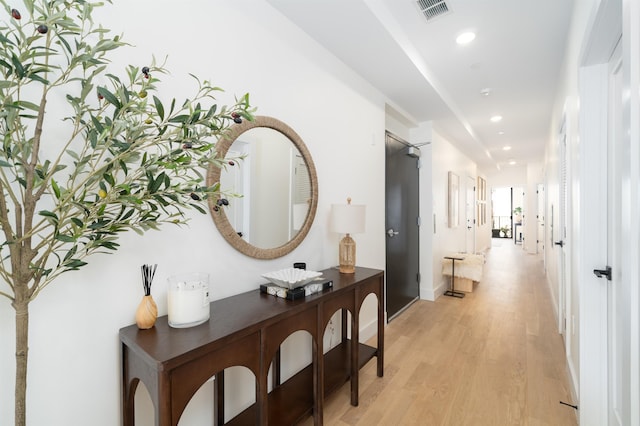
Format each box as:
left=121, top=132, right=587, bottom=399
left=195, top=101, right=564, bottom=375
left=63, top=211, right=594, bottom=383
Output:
left=207, top=116, right=318, bottom=259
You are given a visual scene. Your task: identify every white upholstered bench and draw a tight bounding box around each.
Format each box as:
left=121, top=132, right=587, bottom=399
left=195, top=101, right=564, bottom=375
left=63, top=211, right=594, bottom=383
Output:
left=441, top=253, right=484, bottom=292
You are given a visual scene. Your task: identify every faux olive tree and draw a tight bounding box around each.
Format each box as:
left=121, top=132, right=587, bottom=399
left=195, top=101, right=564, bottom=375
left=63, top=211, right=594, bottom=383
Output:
left=0, top=1, right=253, bottom=424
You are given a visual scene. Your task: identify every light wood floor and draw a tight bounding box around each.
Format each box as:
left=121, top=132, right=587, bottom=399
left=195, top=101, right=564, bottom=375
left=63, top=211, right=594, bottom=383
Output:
left=304, top=240, right=578, bottom=425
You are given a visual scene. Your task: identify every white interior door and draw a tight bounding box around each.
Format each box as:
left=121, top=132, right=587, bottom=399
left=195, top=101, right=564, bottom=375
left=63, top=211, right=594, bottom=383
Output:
left=291, top=153, right=310, bottom=235
left=578, top=1, right=633, bottom=422
left=219, top=143, right=249, bottom=238
left=557, top=120, right=568, bottom=339
left=465, top=176, right=475, bottom=253
left=605, top=40, right=628, bottom=426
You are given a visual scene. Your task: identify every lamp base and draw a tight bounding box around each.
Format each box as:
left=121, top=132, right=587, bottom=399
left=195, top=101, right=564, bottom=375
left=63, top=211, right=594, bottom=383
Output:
left=339, top=265, right=356, bottom=274
left=338, top=234, right=356, bottom=274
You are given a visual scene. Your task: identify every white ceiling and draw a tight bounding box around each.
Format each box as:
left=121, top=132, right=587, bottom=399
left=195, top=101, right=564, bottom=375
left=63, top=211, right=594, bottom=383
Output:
left=266, top=0, right=575, bottom=173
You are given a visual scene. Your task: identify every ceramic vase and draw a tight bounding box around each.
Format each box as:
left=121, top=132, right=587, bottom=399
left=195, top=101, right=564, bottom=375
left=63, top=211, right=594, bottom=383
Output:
left=135, top=294, right=158, bottom=329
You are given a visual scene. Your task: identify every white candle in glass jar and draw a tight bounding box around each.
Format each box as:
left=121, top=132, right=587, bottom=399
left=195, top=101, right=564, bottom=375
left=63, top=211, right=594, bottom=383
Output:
left=167, top=273, right=210, bottom=328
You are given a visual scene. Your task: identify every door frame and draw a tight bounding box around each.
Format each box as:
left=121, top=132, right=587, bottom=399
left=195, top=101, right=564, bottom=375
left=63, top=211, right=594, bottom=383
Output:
left=384, top=131, right=420, bottom=321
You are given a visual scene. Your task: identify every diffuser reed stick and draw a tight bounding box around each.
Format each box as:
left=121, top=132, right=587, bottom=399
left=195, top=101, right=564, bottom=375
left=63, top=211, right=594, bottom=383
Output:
left=140, top=264, right=157, bottom=296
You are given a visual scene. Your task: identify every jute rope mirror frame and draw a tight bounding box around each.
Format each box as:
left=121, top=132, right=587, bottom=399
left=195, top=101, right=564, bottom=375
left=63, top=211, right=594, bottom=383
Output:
left=207, top=116, right=318, bottom=259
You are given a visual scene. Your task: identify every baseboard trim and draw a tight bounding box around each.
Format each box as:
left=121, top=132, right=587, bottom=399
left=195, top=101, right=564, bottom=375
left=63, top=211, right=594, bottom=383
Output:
left=420, top=285, right=435, bottom=301
left=567, top=356, right=580, bottom=422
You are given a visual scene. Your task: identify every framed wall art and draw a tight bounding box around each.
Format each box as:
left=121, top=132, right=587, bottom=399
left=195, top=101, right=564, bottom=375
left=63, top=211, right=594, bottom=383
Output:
left=477, top=176, right=487, bottom=226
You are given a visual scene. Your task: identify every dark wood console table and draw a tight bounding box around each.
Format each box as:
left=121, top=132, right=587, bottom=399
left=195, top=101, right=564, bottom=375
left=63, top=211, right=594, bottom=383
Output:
left=119, top=266, right=384, bottom=425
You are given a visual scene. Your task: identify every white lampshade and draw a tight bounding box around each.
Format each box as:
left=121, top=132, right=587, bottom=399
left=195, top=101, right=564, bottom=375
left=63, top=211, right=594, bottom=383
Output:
left=330, top=202, right=366, bottom=234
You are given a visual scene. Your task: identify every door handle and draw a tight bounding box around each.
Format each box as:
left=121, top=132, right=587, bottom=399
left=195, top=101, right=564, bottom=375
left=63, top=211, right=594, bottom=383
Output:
left=555, top=240, right=564, bottom=247
left=593, top=266, right=612, bottom=281
left=386, top=228, right=399, bottom=238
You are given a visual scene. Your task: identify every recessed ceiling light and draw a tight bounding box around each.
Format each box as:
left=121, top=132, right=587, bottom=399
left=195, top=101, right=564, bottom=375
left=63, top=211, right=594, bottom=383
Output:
left=480, top=88, right=492, bottom=97
left=456, top=32, right=476, bottom=45
left=490, top=115, right=502, bottom=123
left=509, top=160, right=516, bottom=165
left=498, top=131, right=505, bottom=135
left=503, top=146, right=511, bottom=151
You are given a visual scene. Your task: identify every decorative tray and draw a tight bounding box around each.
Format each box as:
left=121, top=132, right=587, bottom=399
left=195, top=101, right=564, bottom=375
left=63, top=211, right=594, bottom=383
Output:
left=261, top=268, right=322, bottom=290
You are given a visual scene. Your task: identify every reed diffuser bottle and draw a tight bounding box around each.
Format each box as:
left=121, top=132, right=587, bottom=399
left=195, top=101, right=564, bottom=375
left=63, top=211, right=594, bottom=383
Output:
left=135, top=264, right=158, bottom=329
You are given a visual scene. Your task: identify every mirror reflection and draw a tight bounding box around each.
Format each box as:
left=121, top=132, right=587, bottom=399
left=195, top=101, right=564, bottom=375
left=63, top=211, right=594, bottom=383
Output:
left=207, top=116, right=318, bottom=259
left=220, top=128, right=312, bottom=249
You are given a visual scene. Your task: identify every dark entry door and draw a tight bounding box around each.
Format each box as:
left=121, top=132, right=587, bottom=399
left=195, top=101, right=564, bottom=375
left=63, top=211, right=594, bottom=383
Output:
left=385, top=132, right=420, bottom=321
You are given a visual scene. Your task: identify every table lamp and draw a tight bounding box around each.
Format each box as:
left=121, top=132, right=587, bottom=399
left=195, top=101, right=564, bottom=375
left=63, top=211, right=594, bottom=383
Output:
left=330, top=197, right=366, bottom=274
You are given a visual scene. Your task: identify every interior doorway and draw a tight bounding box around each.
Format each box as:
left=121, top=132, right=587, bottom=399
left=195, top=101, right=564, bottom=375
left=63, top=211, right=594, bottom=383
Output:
left=385, top=132, right=420, bottom=321
left=491, top=186, right=523, bottom=243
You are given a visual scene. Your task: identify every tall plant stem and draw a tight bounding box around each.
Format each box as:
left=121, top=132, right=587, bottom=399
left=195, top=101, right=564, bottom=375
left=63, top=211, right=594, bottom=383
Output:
left=12, top=295, right=29, bottom=426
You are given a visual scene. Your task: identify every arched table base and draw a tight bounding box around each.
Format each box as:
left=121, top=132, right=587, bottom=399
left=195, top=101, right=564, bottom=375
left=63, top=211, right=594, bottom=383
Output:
left=120, top=267, right=384, bottom=426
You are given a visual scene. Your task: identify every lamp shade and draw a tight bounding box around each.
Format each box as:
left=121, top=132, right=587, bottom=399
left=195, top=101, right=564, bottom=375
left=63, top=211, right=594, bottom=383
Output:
left=330, top=203, right=366, bottom=234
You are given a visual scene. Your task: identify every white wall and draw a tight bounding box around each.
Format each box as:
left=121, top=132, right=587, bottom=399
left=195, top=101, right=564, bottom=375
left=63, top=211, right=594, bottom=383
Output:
left=486, top=166, right=527, bottom=187
left=385, top=104, right=416, bottom=141
left=426, top=129, right=476, bottom=299
left=411, top=123, right=435, bottom=301
left=0, top=1, right=388, bottom=425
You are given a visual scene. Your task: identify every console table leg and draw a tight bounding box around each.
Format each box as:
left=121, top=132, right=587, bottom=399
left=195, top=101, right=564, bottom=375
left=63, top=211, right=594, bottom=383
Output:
left=122, top=381, right=135, bottom=426
left=257, top=331, right=268, bottom=426
left=350, top=301, right=359, bottom=407
left=316, top=307, right=325, bottom=425
left=313, top=328, right=323, bottom=426
left=214, top=371, right=224, bottom=426
left=273, top=348, right=282, bottom=388
left=341, top=309, right=348, bottom=344
left=377, top=278, right=385, bottom=378
left=122, top=346, right=136, bottom=426
left=155, top=372, right=172, bottom=426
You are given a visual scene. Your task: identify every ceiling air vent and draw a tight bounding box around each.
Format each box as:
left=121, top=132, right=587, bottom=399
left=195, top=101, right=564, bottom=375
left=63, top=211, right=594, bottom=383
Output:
left=416, top=0, right=451, bottom=21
